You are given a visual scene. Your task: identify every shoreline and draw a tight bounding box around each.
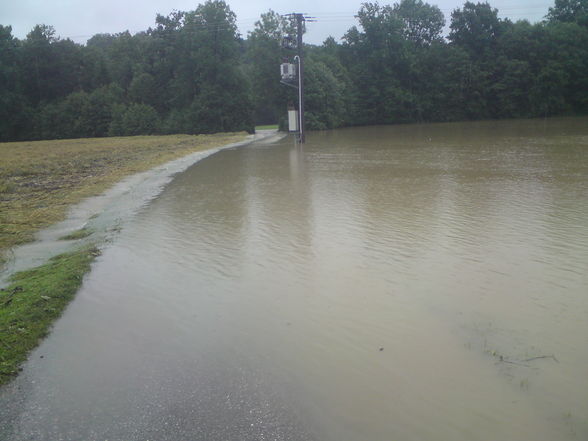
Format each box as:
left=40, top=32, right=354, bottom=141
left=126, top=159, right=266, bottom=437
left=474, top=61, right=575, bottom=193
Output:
left=0, top=129, right=283, bottom=384
left=0, top=129, right=282, bottom=286
left=1, top=132, right=254, bottom=268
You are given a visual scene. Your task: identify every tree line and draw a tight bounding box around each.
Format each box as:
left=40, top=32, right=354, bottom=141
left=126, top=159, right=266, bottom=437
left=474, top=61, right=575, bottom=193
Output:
left=1, top=0, right=587, bottom=141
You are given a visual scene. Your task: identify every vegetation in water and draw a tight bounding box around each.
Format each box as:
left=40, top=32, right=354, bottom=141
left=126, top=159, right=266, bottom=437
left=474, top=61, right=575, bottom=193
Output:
left=0, top=0, right=587, bottom=140
left=58, top=228, right=93, bottom=241
left=0, top=247, right=99, bottom=385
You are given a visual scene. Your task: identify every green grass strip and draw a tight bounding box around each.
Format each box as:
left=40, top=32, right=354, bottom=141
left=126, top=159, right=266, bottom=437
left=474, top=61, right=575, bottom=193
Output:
left=0, top=246, right=99, bottom=385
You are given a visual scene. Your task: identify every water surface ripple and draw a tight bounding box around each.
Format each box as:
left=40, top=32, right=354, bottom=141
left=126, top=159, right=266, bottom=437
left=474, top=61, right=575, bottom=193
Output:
left=1, top=118, right=587, bottom=441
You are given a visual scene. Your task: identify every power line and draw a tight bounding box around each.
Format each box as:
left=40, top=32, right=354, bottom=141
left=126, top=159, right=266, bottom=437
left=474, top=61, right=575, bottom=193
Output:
left=42, top=2, right=553, bottom=44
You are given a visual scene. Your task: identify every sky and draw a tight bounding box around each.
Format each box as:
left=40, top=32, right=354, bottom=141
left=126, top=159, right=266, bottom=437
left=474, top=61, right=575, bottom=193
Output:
left=1, top=0, right=554, bottom=45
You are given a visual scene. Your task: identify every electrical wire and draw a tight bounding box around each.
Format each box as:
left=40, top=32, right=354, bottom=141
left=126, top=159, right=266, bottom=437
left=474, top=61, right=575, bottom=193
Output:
left=44, top=3, right=555, bottom=44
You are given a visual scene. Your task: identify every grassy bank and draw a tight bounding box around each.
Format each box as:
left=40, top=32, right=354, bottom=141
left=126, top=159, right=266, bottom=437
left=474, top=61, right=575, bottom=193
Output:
left=0, top=132, right=249, bottom=384
left=255, top=124, right=279, bottom=130
left=0, top=133, right=247, bottom=261
left=0, top=247, right=99, bottom=385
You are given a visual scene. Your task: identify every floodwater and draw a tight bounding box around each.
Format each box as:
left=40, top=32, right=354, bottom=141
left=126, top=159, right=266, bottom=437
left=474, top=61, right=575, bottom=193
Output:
left=1, top=118, right=587, bottom=441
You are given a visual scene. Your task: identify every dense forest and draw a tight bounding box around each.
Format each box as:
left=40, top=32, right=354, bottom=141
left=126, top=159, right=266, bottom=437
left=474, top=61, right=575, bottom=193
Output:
left=1, top=0, right=587, bottom=141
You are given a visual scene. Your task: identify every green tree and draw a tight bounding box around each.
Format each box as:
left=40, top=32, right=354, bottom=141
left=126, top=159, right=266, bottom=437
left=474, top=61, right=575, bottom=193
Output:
left=82, top=85, right=124, bottom=137
left=3, top=0, right=588, bottom=141
left=449, top=2, right=508, bottom=57
left=20, top=25, right=58, bottom=105
left=109, top=103, right=159, bottom=136
left=245, top=10, right=296, bottom=125
left=410, top=43, right=472, bottom=121
left=539, top=21, right=588, bottom=113
left=181, top=0, right=253, bottom=132
left=128, top=72, right=158, bottom=107
left=79, top=45, right=110, bottom=92
left=393, top=0, right=445, bottom=46
left=341, top=2, right=416, bottom=124
left=0, top=26, right=29, bottom=141
left=34, top=101, right=68, bottom=140
left=100, top=31, right=139, bottom=91
left=304, top=58, right=347, bottom=130
left=546, top=0, right=588, bottom=25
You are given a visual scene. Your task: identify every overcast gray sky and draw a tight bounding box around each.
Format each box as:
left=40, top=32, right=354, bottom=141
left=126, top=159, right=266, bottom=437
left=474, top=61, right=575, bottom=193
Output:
left=1, top=0, right=553, bottom=45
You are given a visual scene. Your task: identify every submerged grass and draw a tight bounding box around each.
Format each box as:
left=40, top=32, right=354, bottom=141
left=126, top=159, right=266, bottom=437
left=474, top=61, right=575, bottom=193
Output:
left=0, top=132, right=248, bottom=384
left=0, top=246, right=99, bottom=385
left=0, top=133, right=247, bottom=260
left=58, top=228, right=93, bottom=241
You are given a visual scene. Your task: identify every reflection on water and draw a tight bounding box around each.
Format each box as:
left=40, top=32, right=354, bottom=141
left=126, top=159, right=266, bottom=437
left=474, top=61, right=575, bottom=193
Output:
left=1, top=117, right=587, bottom=441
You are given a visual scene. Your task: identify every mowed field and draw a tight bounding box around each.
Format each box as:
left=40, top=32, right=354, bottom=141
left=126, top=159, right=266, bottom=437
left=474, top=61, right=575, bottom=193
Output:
left=0, top=133, right=248, bottom=259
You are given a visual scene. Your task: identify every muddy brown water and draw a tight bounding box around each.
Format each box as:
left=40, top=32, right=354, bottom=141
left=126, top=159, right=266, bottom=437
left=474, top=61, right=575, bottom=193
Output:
left=1, top=118, right=587, bottom=441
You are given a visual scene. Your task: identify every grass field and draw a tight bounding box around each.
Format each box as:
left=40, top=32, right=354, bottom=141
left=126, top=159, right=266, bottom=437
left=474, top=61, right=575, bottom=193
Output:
left=255, top=124, right=279, bottom=130
left=0, top=247, right=99, bottom=384
left=0, top=133, right=248, bottom=262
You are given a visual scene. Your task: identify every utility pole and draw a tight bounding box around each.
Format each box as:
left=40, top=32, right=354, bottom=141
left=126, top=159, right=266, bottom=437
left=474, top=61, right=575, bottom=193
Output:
left=295, top=13, right=305, bottom=143
left=281, top=13, right=314, bottom=143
